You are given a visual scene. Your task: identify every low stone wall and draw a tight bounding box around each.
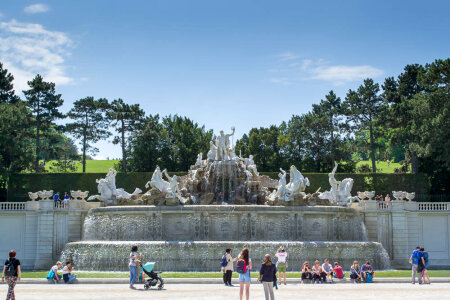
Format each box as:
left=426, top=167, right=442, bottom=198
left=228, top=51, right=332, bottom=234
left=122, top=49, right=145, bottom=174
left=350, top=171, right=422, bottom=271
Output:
left=61, top=241, right=390, bottom=271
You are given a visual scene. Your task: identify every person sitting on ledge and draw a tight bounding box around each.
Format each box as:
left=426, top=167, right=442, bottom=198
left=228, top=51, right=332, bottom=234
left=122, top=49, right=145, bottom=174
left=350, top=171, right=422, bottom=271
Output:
left=47, top=261, right=62, bottom=283
left=301, top=261, right=313, bottom=283
left=350, top=261, right=362, bottom=283
left=312, top=260, right=326, bottom=283
left=62, top=261, right=77, bottom=284
left=332, top=262, right=345, bottom=279
left=361, top=261, right=375, bottom=282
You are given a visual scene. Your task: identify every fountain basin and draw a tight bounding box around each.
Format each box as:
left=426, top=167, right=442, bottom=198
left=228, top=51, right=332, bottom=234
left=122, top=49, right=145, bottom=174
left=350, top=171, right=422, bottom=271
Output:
left=61, top=240, right=391, bottom=271
left=82, top=205, right=368, bottom=242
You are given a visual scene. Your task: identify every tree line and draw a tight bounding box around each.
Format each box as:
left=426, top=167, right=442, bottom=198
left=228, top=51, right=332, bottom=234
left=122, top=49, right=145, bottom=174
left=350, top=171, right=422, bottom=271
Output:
left=0, top=59, right=448, bottom=194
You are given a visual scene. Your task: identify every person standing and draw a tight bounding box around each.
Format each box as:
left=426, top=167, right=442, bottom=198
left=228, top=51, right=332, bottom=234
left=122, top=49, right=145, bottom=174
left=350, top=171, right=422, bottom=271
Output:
left=54, top=192, right=60, bottom=208
left=2, top=250, right=21, bottom=300
left=275, top=246, right=287, bottom=285
left=222, top=249, right=234, bottom=286
left=129, top=245, right=141, bottom=289
left=409, top=246, right=425, bottom=284
left=236, top=247, right=252, bottom=300
left=420, top=247, right=430, bottom=284
left=259, top=254, right=277, bottom=300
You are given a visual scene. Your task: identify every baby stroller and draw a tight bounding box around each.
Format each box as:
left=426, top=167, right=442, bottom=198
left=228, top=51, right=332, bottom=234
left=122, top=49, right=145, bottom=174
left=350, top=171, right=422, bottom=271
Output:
left=142, top=262, right=164, bottom=290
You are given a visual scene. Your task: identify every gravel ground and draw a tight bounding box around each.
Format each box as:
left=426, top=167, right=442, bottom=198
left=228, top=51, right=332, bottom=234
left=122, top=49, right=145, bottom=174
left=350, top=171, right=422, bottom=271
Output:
left=1, top=283, right=450, bottom=300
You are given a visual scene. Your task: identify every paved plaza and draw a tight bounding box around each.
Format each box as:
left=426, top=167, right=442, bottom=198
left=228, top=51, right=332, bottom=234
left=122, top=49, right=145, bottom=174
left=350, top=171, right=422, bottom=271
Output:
left=2, top=283, right=450, bottom=300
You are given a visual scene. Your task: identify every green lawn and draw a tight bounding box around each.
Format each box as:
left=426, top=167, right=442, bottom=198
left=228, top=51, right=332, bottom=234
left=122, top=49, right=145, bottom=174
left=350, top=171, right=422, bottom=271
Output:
left=356, top=160, right=407, bottom=173
left=21, top=270, right=450, bottom=279
left=43, top=160, right=119, bottom=173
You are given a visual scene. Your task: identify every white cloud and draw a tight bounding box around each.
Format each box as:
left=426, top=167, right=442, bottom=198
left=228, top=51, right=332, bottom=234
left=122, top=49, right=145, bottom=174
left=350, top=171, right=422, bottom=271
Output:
left=24, top=4, right=49, bottom=14
left=310, top=65, right=384, bottom=84
left=277, top=51, right=299, bottom=61
left=270, top=55, right=383, bottom=85
left=0, top=19, right=73, bottom=92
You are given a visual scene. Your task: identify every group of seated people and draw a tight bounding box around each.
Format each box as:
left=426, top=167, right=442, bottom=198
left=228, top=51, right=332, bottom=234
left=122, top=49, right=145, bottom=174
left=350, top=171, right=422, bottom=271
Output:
left=46, top=260, right=78, bottom=284
left=301, top=259, right=375, bottom=283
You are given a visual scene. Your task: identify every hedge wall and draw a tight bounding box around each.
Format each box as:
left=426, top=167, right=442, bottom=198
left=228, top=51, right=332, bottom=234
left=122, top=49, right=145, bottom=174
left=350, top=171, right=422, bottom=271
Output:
left=7, top=172, right=429, bottom=202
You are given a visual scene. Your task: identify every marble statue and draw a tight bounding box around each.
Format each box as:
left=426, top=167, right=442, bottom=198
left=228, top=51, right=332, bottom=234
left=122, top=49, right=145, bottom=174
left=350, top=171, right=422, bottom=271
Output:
left=163, top=169, right=181, bottom=198
left=196, top=153, right=203, bottom=166
left=215, top=127, right=235, bottom=161
left=244, top=169, right=253, bottom=182
left=207, top=141, right=217, bottom=161
left=245, top=155, right=259, bottom=177
left=286, top=165, right=309, bottom=195
left=145, top=166, right=170, bottom=193
left=318, top=163, right=355, bottom=206
left=268, top=168, right=287, bottom=201
left=88, top=168, right=140, bottom=203
left=405, top=192, right=415, bottom=201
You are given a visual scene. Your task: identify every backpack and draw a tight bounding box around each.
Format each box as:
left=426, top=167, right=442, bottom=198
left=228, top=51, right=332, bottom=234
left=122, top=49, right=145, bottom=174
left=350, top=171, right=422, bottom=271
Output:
left=220, top=255, right=228, bottom=267
left=4, top=259, right=16, bottom=277
left=236, top=260, right=247, bottom=274
left=365, top=273, right=373, bottom=283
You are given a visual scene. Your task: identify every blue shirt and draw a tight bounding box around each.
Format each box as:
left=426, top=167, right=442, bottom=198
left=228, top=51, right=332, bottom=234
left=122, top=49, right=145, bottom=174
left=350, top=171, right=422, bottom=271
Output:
left=412, top=249, right=423, bottom=265
left=54, top=194, right=59, bottom=201
left=361, top=265, right=374, bottom=272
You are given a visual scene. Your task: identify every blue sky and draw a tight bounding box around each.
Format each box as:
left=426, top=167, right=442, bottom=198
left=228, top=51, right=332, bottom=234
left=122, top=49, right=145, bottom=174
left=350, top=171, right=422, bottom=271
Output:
left=1, top=0, right=449, bottom=159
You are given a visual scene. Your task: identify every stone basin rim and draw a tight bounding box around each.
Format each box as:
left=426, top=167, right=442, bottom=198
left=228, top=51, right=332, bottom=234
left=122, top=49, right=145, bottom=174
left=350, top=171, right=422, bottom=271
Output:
left=89, top=204, right=357, bottom=213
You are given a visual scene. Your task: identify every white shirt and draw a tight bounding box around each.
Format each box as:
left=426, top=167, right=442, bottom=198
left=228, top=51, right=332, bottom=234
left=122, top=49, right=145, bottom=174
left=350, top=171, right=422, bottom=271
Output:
left=276, top=252, right=287, bottom=263
left=51, top=265, right=59, bottom=274
left=62, top=266, right=71, bottom=275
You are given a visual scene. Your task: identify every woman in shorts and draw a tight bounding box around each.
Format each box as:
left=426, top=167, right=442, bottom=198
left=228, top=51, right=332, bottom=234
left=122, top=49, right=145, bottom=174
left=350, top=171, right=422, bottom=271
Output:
left=237, top=247, right=252, bottom=300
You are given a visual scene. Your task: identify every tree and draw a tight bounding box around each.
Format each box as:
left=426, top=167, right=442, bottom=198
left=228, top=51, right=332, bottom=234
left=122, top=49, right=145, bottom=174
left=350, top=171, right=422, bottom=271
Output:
left=0, top=62, right=21, bottom=104
left=301, top=110, right=330, bottom=172
left=410, top=59, right=450, bottom=193
left=23, top=74, right=64, bottom=172
left=66, top=97, right=111, bottom=172
left=107, top=99, right=145, bottom=172
left=51, top=138, right=79, bottom=173
left=382, top=64, right=425, bottom=173
left=0, top=102, right=35, bottom=187
left=345, top=78, right=385, bottom=172
left=313, top=90, right=346, bottom=168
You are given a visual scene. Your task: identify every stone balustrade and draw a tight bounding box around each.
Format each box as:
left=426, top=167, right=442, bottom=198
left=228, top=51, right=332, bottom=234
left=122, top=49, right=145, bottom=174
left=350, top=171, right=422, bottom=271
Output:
left=0, top=202, right=26, bottom=211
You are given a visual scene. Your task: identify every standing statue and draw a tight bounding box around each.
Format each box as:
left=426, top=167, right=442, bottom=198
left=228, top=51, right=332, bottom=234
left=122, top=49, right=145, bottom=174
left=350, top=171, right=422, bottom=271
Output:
left=319, top=163, right=355, bottom=206
left=215, top=127, right=235, bottom=161
left=286, top=165, right=310, bottom=194
left=146, top=166, right=170, bottom=193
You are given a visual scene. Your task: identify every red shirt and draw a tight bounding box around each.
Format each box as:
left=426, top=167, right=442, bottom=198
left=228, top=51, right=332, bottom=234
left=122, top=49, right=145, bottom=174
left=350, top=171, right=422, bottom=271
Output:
left=334, top=266, right=344, bottom=278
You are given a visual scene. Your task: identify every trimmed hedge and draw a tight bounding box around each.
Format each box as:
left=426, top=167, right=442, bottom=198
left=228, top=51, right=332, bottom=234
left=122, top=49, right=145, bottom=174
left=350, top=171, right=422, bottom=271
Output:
left=7, top=172, right=429, bottom=202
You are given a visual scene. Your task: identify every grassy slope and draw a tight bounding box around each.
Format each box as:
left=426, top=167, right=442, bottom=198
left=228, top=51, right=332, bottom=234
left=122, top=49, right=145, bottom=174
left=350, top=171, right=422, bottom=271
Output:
left=355, top=160, right=406, bottom=174
left=44, top=160, right=119, bottom=173
left=42, top=160, right=403, bottom=174
left=21, top=270, right=450, bottom=278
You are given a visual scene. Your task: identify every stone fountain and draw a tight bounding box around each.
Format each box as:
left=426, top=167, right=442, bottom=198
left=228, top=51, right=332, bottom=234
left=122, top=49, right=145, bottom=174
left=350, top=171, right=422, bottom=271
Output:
left=61, top=127, right=391, bottom=271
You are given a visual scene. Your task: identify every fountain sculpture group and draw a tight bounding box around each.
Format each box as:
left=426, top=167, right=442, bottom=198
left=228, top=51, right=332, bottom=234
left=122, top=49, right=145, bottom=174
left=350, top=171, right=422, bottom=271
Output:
left=83, top=128, right=362, bottom=207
